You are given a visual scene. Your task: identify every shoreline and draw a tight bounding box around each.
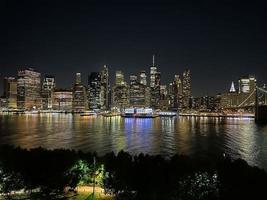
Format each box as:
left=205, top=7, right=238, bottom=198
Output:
left=0, top=110, right=255, bottom=118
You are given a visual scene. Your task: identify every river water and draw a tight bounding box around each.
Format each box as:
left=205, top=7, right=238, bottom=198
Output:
left=1, top=113, right=267, bottom=170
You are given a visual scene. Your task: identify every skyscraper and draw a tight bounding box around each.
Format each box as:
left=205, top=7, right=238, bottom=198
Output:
left=150, top=55, right=157, bottom=88
left=171, top=75, right=183, bottom=110
left=115, top=71, right=125, bottom=85
left=130, top=75, right=138, bottom=85
left=159, top=85, right=169, bottom=110
left=112, top=71, right=129, bottom=110
left=3, top=77, right=17, bottom=109
left=150, top=71, right=161, bottom=109
left=230, top=81, right=236, bottom=93
left=182, top=69, right=192, bottom=109
left=75, top=73, right=81, bottom=84
left=129, top=74, right=146, bottom=107
left=88, top=72, right=101, bottom=110
left=140, top=70, right=147, bottom=86
left=17, top=68, right=41, bottom=110
left=41, top=75, right=55, bottom=109
left=238, top=76, right=256, bottom=94
left=149, top=55, right=161, bottom=109
left=52, top=89, right=73, bottom=111
left=237, top=75, right=256, bottom=107
left=100, top=65, right=109, bottom=110
left=73, top=72, right=87, bottom=112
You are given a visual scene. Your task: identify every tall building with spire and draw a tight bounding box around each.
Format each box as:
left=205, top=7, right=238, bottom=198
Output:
left=230, top=81, right=236, bottom=93
left=150, top=55, right=161, bottom=108
left=150, top=55, right=157, bottom=88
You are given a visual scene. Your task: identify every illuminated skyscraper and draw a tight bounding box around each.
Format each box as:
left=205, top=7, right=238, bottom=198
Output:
left=112, top=71, right=129, bottom=110
left=150, top=55, right=157, bottom=88
left=238, top=76, right=256, bottom=94
left=3, top=77, right=17, bottom=109
left=221, top=76, right=256, bottom=109
left=150, top=71, right=161, bottom=109
left=88, top=72, right=101, bottom=110
left=171, top=75, right=183, bottom=110
left=76, top=73, right=81, bottom=84
left=140, top=71, right=147, bottom=86
left=17, top=68, right=41, bottom=110
left=73, top=72, right=87, bottom=112
left=41, top=75, right=55, bottom=109
left=159, top=85, right=169, bottom=110
left=230, top=81, right=236, bottom=93
left=129, top=74, right=146, bottom=107
left=100, top=65, right=109, bottom=110
left=130, top=75, right=138, bottom=85
left=52, top=89, right=73, bottom=111
left=237, top=75, right=256, bottom=107
left=149, top=55, right=161, bottom=108
left=182, top=69, right=192, bottom=109
left=115, top=71, right=125, bottom=85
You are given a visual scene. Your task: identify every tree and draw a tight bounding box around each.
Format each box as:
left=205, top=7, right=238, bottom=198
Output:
left=0, top=163, right=24, bottom=199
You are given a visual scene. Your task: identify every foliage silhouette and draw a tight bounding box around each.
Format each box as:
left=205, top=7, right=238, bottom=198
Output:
left=0, top=145, right=267, bottom=200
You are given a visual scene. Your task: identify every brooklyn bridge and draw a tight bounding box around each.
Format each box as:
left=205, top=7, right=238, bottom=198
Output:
left=223, top=85, right=267, bottom=123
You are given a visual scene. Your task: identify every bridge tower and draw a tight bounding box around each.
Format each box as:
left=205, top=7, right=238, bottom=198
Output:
left=255, top=86, right=267, bottom=123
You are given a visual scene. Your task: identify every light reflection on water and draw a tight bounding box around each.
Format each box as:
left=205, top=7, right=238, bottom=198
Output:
left=1, top=114, right=267, bottom=170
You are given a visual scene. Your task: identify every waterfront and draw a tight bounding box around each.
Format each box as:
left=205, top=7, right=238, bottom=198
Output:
left=1, top=113, right=267, bottom=170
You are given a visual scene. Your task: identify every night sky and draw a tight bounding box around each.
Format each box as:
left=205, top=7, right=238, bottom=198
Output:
left=1, top=0, right=267, bottom=96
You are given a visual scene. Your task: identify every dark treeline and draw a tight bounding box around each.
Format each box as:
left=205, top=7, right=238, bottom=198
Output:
left=0, top=145, right=267, bottom=200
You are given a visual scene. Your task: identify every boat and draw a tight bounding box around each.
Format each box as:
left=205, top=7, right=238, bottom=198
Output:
left=157, top=111, right=177, bottom=117
left=121, top=108, right=159, bottom=118
left=80, top=111, right=97, bottom=116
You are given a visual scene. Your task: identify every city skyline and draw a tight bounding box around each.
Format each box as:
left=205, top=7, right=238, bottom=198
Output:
left=1, top=60, right=263, bottom=97
left=2, top=64, right=265, bottom=113
left=1, top=0, right=267, bottom=96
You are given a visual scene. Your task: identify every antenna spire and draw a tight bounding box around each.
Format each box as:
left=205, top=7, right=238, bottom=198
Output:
left=230, top=81, right=236, bottom=93
left=152, top=54, right=155, bottom=66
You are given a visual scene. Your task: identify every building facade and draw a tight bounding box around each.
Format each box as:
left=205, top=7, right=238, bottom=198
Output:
left=3, top=77, right=17, bottom=109
left=17, top=68, right=41, bottom=110
left=170, top=75, right=183, bottom=110
left=73, top=73, right=87, bottom=112
left=41, top=76, right=55, bottom=109
left=129, top=75, right=146, bottom=107
left=182, top=69, right=192, bottom=109
left=52, top=89, right=73, bottom=111
left=100, top=65, right=109, bottom=110
left=112, top=71, right=129, bottom=110
left=88, top=72, right=101, bottom=110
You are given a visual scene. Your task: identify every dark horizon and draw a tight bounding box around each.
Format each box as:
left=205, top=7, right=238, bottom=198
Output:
left=1, top=0, right=267, bottom=96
